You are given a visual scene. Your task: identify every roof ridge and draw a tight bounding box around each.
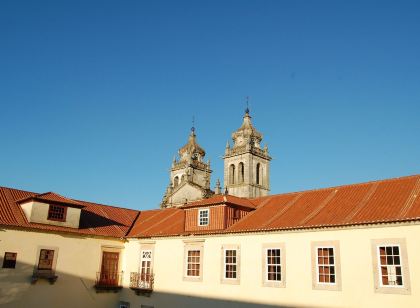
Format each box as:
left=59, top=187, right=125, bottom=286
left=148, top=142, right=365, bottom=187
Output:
left=257, top=174, right=420, bottom=199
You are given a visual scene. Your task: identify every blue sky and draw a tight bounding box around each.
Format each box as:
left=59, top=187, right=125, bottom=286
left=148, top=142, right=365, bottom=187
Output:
left=1, top=0, right=419, bottom=210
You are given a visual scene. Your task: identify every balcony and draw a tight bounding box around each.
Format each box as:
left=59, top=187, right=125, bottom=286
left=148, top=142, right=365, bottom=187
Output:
left=94, top=271, right=123, bottom=292
left=31, top=269, right=58, bottom=284
left=130, top=272, right=154, bottom=296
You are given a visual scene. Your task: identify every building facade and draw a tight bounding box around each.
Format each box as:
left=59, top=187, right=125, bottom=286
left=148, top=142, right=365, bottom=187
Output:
left=1, top=110, right=420, bottom=308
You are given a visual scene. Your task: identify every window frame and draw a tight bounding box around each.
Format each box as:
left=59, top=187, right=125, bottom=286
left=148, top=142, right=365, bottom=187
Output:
left=221, top=244, right=240, bottom=285
left=262, top=243, right=286, bottom=288
left=183, top=240, right=204, bottom=282
left=2, top=252, right=17, bottom=269
left=311, top=241, right=341, bottom=291
left=34, top=246, right=59, bottom=274
left=371, top=238, right=411, bottom=295
left=198, top=208, right=210, bottom=226
left=47, top=204, right=67, bottom=222
left=315, top=246, right=336, bottom=285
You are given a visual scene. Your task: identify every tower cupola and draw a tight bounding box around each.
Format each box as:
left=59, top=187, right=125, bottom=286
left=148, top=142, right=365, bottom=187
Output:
left=223, top=108, right=271, bottom=198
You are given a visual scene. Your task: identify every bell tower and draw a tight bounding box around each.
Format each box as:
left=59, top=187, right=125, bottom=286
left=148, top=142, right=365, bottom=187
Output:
left=161, top=127, right=213, bottom=208
left=223, top=108, right=271, bottom=198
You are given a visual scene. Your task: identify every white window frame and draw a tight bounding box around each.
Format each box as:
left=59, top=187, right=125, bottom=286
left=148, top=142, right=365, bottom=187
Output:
left=198, top=209, right=209, bottom=226
left=315, top=246, right=336, bottom=285
left=185, top=249, right=201, bottom=277
left=262, top=243, right=286, bottom=288
left=377, top=245, right=404, bottom=288
left=221, top=244, right=240, bottom=284
left=371, top=238, right=411, bottom=295
left=183, top=240, right=204, bottom=282
left=265, top=248, right=281, bottom=282
left=311, top=241, right=341, bottom=291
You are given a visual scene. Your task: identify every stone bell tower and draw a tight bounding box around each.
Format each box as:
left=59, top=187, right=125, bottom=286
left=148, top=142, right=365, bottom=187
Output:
left=161, top=127, right=213, bottom=208
left=223, top=108, right=271, bottom=198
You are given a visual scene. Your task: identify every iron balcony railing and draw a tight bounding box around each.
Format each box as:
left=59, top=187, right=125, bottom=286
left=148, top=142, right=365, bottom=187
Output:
left=130, top=272, right=154, bottom=291
left=95, top=271, right=123, bottom=288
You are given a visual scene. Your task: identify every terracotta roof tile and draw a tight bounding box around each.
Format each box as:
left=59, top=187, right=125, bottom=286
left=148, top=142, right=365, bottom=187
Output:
left=17, top=191, right=85, bottom=208
left=228, top=175, right=420, bottom=233
left=127, top=208, right=184, bottom=237
left=2, top=174, right=419, bottom=239
left=0, top=186, right=139, bottom=238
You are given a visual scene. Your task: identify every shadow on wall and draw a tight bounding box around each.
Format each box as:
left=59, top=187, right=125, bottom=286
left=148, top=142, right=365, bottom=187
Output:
left=123, top=290, right=318, bottom=308
left=0, top=260, right=120, bottom=308
left=0, top=259, right=314, bottom=308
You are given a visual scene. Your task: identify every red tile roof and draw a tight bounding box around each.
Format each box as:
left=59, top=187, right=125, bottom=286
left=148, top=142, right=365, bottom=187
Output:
left=1, top=174, right=419, bottom=239
left=17, top=192, right=85, bottom=208
left=127, top=208, right=185, bottom=237
left=228, top=175, right=420, bottom=233
left=0, top=187, right=139, bottom=238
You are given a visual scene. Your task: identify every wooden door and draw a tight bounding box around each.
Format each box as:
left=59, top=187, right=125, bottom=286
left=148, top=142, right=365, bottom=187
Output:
left=100, top=252, right=119, bottom=286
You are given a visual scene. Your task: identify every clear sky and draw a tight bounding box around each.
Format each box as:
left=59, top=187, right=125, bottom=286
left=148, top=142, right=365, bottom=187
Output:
left=1, top=1, right=419, bottom=210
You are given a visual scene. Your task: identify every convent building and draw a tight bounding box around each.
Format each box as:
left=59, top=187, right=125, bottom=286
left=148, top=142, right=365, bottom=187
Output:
left=1, top=110, right=419, bottom=308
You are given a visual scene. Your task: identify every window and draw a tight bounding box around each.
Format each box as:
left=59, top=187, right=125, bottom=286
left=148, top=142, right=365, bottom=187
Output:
left=186, top=250, right=201, bottom=277
left=233, top=208, right=240, bottom=219
left=38, top=249, right=55, bottom=270
left=267, top=249, right=281, bottom=281
left=47, top=204, right=67, bottom=221
left=371, top=239, right=411, bottom=294
left=174, top=176, right=179, bottom=187
left=198, top=209, right=209, bottom=226
left=224, top=250, right=237, bottom=279
left=378, top=246, right=403, bottom=286
left=238, top=162, right=244, bottom=183
left=311, top=241, right=341, bottom=291
left=2, top=252, right=17, bottom=268
left=316, top=247, right=335, bottom=284
left=221, top=245, right=240, bottom=284
left=262, top=244, right=285, bottom=287
left=229, top=164, right=235, bottom=184
left=256, top=163, right=261, bottom=184
left=183, top=240, right=204, bottom=282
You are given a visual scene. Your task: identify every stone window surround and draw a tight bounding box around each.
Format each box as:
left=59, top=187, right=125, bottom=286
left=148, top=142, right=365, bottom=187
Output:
left=221, top=244, right=241, bottom=285
left=99, top=245, right=124, bottom=274
left=34, top=246, right=59, bottom=274
left=183, top=239, right=204, bottom=282
left=262, top=243, right=286, bottom=288
left=371, top=238, right=411, bottom=295
left=139, top=242, right=155, bottom=274
left=311, top=240, right=342, bottom=291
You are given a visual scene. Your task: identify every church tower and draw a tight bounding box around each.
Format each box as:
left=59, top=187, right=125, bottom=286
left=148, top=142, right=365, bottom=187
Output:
left=161, top=127, right=213, bottom=208
left=223, top=108, right=271, bottom=198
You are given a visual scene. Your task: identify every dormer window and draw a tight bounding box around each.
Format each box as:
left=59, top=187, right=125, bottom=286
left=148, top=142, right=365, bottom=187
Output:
left=47, top=204, right=67, bottom=222
left=198, top=209, right=209, bottom=226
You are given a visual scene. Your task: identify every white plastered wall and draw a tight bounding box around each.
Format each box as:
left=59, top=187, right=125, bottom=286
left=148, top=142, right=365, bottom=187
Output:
left=0, top=228, right=124, bottom=308
left=120, top=223, right=420, bottom=308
